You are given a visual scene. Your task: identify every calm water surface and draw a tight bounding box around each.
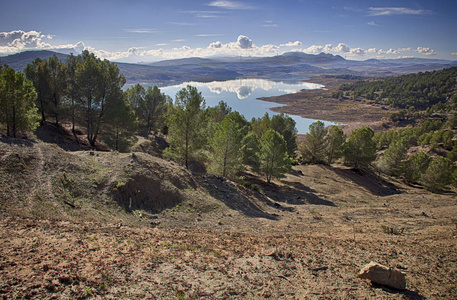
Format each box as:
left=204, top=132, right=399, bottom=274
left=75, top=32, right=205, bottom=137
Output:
left=159, top=79, right=337, bottom=134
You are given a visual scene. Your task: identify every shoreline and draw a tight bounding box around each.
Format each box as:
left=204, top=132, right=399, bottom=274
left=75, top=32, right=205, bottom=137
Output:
left=259, top=76, right=398, bottom=133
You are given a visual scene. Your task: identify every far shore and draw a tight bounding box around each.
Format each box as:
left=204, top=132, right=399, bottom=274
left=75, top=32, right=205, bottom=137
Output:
left=259, top=76, right=398, bottom=134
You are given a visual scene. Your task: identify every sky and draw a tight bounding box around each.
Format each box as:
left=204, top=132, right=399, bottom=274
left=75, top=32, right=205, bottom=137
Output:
left=1, top=0, right=456, bottom=63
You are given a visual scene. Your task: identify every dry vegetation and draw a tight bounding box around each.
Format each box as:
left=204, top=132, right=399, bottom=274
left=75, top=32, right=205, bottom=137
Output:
left=1, top=132, right=457, bottom=299
left=260, top=76, right=398, bottom=134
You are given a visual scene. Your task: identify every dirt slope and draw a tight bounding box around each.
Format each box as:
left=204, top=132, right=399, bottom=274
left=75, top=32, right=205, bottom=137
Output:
left=1, top=136, right=457, bottom=299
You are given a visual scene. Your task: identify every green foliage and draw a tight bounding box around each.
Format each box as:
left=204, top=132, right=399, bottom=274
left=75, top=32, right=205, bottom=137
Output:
left=75, top=51, right=126, bottom=147
left=165, top=85, right=207, bottom=169
left=124, top=84, right=169, bottom=135
left=102, top=92, right=137, bottom=152
left=0, top=68, right=39, bottom=137
left=251, top=113, right=271, bottom=137
left=325, top=126, right=346, bottom=164
left=420, top=157, right=454, bottom=192
left=270, top=113, right=297, bottom=158
left=299, top=122, right=346, bottom=165
left=259, top=129, right=291, bottom=183
left=206, top=100, right=233, bottom=141
left=241, top=131, right=261, bottom=172
left=208, top=112, right=248, bottom=178
left=207, top=100, right=232, bottom=123
left=251, top=112, right=298, bottom=158
left=340, top=67, right=457, bottom=110
left=378, top=138, right=408, bottom=176
left=25, top=55, right=67, bottom=124
left=446, top=146, right=457, bottom=162
left=343, top=126, right=377, bottom=170
left=299, top=121, right=328, bottom=164
left=403, top=152, right=431, bottom=184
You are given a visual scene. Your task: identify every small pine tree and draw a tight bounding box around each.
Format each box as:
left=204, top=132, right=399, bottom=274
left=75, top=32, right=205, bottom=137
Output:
left=343, top=126, right=377, bottom=170
left=403, top=151, right=431, bottom=184
left=209, top=112, right=248, bottom=178
left=299, top=121, right=327, bottom=164
left=259, top=129, right=291, bottom=183
left=164, top=86, right=207, bottom=169
left=379, top=138, right=408, bottom=176
left=420, top=157, right=454, bottom=192
left=325, top=125, right=346, bottom=165
left=241, top=131, right=261, bottom=172
left=0, top=68, right=39, bottom=137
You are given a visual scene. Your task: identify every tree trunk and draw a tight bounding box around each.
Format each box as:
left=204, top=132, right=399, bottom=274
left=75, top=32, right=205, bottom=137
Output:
left=12, top=105, right=16, bottom=138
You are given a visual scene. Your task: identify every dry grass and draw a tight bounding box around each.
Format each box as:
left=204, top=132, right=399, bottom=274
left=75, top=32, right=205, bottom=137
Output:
left=1, top=137, right=457, bottom=299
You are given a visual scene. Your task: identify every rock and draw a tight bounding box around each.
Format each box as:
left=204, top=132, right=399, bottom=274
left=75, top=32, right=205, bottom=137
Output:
left=357, top=261, right=406, bottom=290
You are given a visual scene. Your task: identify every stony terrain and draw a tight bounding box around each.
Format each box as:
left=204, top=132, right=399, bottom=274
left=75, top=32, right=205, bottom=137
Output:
left=1, top=134, right=457, bottom=299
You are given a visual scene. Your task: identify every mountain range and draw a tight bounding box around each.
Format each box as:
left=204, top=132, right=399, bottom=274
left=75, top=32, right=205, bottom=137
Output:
left=2, top=50, right=457, bottom=86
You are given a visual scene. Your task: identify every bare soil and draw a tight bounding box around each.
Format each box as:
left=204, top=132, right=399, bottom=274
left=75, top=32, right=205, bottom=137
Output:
left=1, top=135, right=457, bottom=299
left=260, top=76, right=398, bottom=133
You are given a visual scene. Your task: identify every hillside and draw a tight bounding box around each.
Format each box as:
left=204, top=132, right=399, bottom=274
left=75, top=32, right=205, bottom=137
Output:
left=1, top=135, right=457, bottom=298
left=2, top=50, right=457, bottom=86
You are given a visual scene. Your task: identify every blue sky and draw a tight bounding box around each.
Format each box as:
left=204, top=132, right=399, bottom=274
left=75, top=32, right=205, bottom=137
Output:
left=1, top=0, right=456, bottom=62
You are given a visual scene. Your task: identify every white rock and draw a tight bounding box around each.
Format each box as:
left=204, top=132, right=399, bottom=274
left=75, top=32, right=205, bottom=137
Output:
left=357, top=261, right=406, bottom=290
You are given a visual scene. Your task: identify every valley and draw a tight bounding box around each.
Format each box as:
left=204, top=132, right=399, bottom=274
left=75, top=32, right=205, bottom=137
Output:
left=1, top=50, right=457, bottom=299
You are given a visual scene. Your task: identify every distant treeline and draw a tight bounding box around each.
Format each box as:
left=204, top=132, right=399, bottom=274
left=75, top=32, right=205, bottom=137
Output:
left=338, top=67, right=457, bottom=112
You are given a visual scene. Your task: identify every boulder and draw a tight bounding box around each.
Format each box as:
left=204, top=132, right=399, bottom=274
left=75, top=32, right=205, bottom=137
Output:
left=357, top=261, right=406, bottom=290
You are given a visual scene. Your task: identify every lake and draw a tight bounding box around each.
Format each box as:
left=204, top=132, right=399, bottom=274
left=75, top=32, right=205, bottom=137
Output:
left=159, top=78, right=336, bottom=134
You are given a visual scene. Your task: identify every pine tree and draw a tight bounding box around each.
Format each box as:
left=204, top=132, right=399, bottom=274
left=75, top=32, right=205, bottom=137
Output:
left=241, top=131, right=261, bottom=172
left=379, top=138, right=408, bottom=176
left=75, top=51, right=126, bottom=146
left=209, top=112, right=248, bottom=178
left=0, top=68, right=39, bottom=137
left=325, top=125, right=346, bottom=165
left=164, top=85, right=207, bottom=169
left=420, top=157, right=454, bottom=192
left=343, top=126, right=377, bottom=170
left=404, top=151, right=431, bottom=184
left=299, top=121, right=328, bottom=164
left=259, top=129, right=291, bottom=183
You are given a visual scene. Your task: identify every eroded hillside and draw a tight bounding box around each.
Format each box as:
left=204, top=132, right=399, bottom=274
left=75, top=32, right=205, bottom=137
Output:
left=1, top=136, right=457, bottom=299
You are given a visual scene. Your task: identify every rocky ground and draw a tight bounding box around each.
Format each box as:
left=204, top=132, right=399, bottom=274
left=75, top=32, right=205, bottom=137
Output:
left=1, top=134, right=456, bottom=299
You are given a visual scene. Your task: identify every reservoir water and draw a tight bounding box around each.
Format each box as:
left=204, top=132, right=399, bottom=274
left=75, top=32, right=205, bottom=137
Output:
left=159, top=78, right=336, bottom=134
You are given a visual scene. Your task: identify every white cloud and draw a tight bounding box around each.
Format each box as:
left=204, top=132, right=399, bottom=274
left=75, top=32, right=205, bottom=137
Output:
left=280, top=41, right=302, bottom=47
left=181, top=10, right=224, bottom=18
left=417, top=47, right=436, bottom=55
left=209, top=41, right=223, bottom=48
left=350, top=48, right=365, bottom=55
left=452, top=53, right=457, bottom=56
left=263, top=21, right=278, bottom=28
left=207, top=1, right=255, bottom=10
left=0, top=30, right=444, bottom=63
left=197, top=33, right=224, bottom=37
left=367, top=21, right=378, bottom=26
left=335, top=43, right=350, bottom=53
left=168, top=22, right=196, bottom=26
left=236, top=35, right=253, bottom=49
left=368, top=7, right=432, bottom=16
left=0, top=30, right=52, bottom=53
left=124, top=29, right=159, bottom=34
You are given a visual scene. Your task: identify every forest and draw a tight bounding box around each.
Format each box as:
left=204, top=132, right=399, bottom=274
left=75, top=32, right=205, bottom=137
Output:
left=1, top=52, right=457, bottom=191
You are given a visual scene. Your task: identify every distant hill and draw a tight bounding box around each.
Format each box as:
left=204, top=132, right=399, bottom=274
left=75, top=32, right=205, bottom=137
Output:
left=2, top=50, right=457, bottom=86
left=0, top=50, right=68, bottom=71
left=149, top=57, right=216, bottom=67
